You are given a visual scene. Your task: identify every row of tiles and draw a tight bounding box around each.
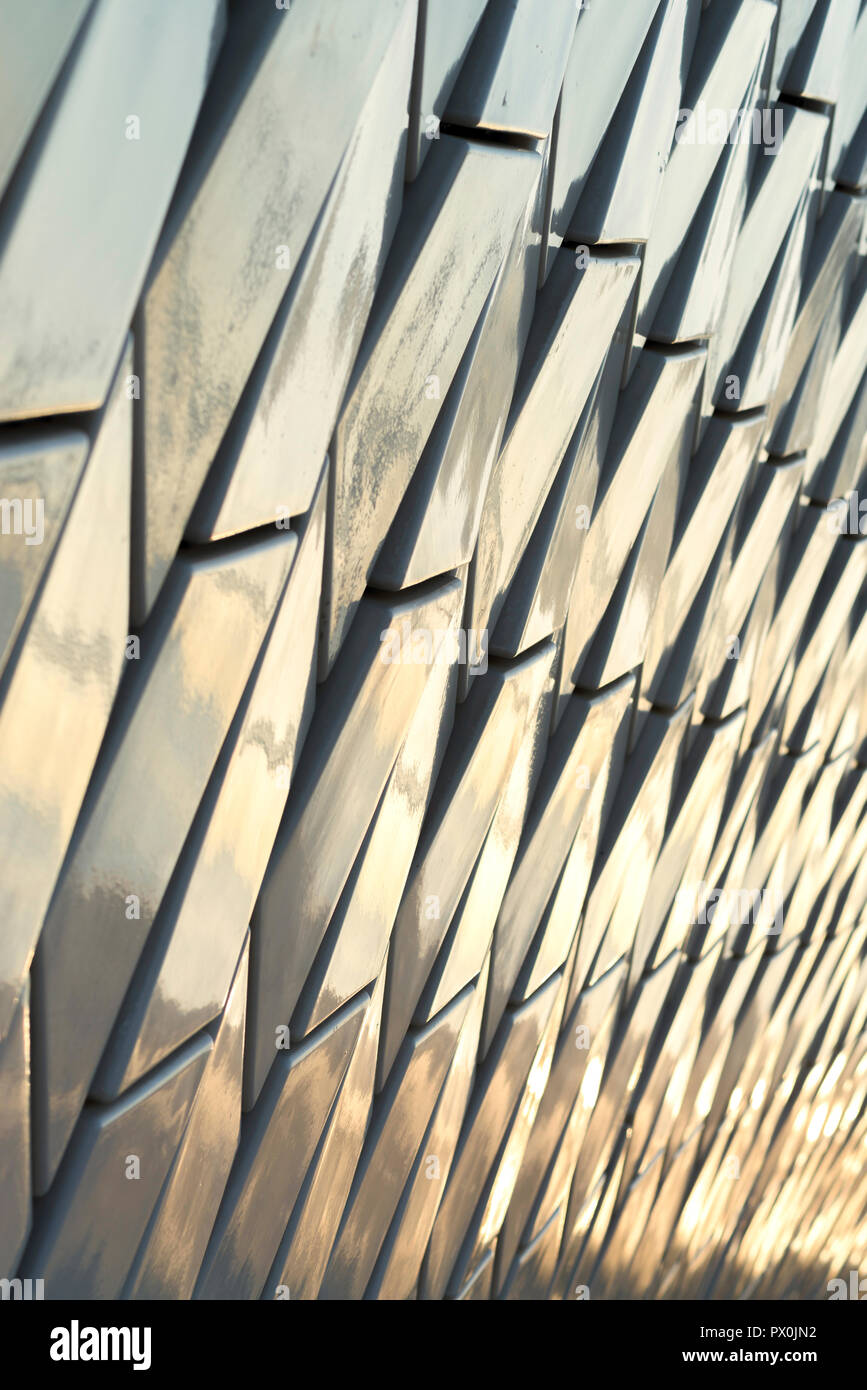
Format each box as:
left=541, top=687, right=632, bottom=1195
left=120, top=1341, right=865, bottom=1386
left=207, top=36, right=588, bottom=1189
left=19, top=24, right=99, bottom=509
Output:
left=2, top=0, right=867, bottom=1298
left=6, top=863, right=867, bottom=1298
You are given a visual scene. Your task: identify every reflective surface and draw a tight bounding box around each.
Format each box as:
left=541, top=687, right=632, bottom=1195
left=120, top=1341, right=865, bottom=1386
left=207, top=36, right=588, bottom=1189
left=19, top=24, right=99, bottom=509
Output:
left=1, top=0, right=867, bottom=1303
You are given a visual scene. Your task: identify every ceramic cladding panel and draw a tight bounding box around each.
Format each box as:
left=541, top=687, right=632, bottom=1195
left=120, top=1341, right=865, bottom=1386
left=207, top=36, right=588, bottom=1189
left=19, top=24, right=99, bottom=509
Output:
left=2, top=0, right=867, bottom=1304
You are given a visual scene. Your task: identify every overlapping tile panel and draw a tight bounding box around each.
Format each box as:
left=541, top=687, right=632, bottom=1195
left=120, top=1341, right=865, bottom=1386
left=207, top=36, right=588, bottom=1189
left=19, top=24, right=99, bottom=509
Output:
left=2, top=0, right=867, bottom=1302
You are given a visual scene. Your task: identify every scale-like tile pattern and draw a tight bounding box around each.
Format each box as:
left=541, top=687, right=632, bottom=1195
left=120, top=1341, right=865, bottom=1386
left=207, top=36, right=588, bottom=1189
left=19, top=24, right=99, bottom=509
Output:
left=1, top=0, right=867, bottom=1301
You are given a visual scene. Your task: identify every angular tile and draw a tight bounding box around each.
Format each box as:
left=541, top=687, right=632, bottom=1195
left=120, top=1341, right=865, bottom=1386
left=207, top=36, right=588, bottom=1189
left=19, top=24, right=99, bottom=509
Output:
left=544, top=0, right=662, bottom=273
left=559, top=342, right=706, bottom=704
left=573, top=698, right=693, bottom=994
left=134, top=0, right=412, bottom=617
left=568, top=0, right=691, bottom=246
left=495, top=958, right=626, bottom=1285
left=483, top=675, right=634, bottom=1054
left=373, top=166, right=541, bottom=592
left=21, top=1036, right=209, bottom=1299
left=636, top=0, right=778, bottom=337
left=380, top=642, right=555, bottom=1085
left=0, top=0, right=223, bottom=421
left=774, top=0, right=859, bottom=103
left=405, top=0, right=487, bottom=180
left=195, top=995, right=366, bottom=1301
left=443, top=0, right=577, bottom=138
left=0, top=349, right=131, bottom=1046
left=468, top=249, right=640, bottom=669
left=643, top=412, right=765, bottom=705
left=32, top=530, right=294, bottom=1191
left=186, top=3, right=415, bottom=543
left=489, top=333, right=624, bottom=660
left=291, top=598, right=460, bottom=1041
left=247, top=576, right=463, bottom=1106
left=368, top=959, right=488, bottom=1301
left=320, top=986, right=472, bottom=1300
left=124, top=938, right=248, bottom=1300
left=97, top=466, right=326, bottom=1098
left=0, top=427, right=87, bottom=687
left=421, top=972, right=561, bottom=1299
left=324, top=134, right=540, bottom=674
left=0, top=0, right=90, bottom=202
left=417, top=643, right=555, bottom=1026
left=265, top=969, right=386, bottom=1301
